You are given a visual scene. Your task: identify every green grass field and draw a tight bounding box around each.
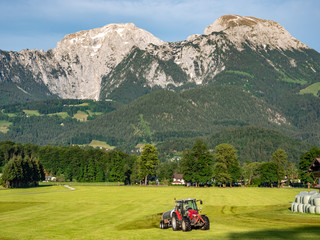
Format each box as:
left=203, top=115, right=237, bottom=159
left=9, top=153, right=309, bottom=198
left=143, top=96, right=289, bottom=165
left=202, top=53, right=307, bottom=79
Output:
left=299, top=82, right=320, bottom=97
left=5, top=113, right=17, bottom=117
left=87, top=110, right=103, bottom=117
left=0, top=120, right=12, bottom=133
left=48, top=112, right=69, bottom=118
left=89, top=140, right=116, bottom=150
left=23, top=110, right=41, bottom=116
left=73, top=110, right=89, bottom=121
left=0, top=186, right=319, bottom=240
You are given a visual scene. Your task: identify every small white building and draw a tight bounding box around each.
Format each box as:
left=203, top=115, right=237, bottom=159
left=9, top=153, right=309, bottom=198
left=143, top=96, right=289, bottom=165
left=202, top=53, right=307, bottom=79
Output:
left=172, top=174, right=185, bottom=185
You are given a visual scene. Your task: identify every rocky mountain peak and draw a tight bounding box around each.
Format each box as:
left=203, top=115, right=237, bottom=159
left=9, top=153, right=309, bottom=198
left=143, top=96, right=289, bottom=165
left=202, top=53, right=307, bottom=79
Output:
left=204, top=15, right=309, bottom=51
left=56, top=22, right=163, bottom=55
left=46, top=23, right=164, bottom=99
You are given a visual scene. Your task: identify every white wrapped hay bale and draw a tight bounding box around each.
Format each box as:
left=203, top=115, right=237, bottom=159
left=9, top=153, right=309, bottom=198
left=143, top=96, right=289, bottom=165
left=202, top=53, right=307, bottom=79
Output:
left=298, top=204, right=305, bottom=213
left=303, top=195, right=311, bottom=204
left=304, top=204, right=311, bottom=213
left=308, top=192, right=318, bottom=205
left=315, top=206, right=320, bottom=214
left=314, top=197, right=320, bottom=207
left=309, top=205, right=316, bottom=214
left=296, top=194, right=303, bottom=204
left=291, top=202, right=298, bottom=212
left=297, top=192, right=308, bottom=203
left=291, top=202, right=296, bottom=212
left=293, top=202, right=298, bottom=212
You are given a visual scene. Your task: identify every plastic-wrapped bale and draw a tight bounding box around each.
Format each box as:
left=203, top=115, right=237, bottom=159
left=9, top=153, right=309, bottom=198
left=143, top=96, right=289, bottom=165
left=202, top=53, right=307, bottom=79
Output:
left=298, top=192, right=308, bottom=203
left=296, top=194, right=302, bottom=204
left=298, top=204, right=305, bottom=213
left=309, top=206, right=316, bottom=214
left=314, top=197, right=320, bottom=207
left=309, top=195, right=315, bottom=205
left=291, top=202, right=294, bottom=212
left=304, top=204, right=311, bottom=213
left=308, top=192, right=319, bottom=205
left=291, top=202, right=297, bottom=212
left=303, top=195, right=312, bottom=204
left=293, top=203, right=298, bottom=212
left=315, top=206, right=320, bottom=214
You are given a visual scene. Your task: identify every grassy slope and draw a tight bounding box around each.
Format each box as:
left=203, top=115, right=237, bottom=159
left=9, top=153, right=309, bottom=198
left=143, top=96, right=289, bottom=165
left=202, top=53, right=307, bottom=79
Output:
left=73, top=110, right=88, bottom=121
left=300, top=82, right=320, bottom=97
left=89, top=140, right=116, bottom=149
left=0, top=120, right=12, bottom=133
left=23, top=110, right=41, bottom=116
left=0, top=186, right=319, bottom=240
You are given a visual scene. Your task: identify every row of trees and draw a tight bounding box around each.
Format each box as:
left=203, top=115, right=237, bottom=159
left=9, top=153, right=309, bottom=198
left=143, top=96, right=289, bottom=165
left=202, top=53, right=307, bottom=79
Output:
left=0, top=140, right=319, bottom=188
left=179, top=140, right=292, bottom=188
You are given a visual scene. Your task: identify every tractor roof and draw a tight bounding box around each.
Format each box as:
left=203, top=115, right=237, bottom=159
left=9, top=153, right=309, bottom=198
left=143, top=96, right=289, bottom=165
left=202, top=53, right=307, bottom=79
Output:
left=175, top=198, right=196, bottom=203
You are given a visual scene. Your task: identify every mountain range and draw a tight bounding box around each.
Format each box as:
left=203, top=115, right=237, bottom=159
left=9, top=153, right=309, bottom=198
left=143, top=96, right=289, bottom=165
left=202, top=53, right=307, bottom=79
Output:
left=0, top=15, right=320, bottom=162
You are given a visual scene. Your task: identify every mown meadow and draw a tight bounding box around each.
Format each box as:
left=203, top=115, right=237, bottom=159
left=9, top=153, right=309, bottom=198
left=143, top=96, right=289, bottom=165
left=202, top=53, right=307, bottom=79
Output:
left=0, top=186, right=319, bottom=240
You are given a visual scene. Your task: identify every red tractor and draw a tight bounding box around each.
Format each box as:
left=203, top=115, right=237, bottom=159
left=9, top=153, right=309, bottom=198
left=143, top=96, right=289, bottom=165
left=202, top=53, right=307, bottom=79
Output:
left=159, top=198, right=210, bottom=231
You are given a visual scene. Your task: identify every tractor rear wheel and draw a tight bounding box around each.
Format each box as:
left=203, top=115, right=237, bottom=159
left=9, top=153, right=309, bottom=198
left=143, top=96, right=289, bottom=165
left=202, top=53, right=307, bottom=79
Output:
left=172, top=213, right=181, bottom=231
left=201, top=215, right=210, bottom=230
left=181, top=217, right=192, bottom=232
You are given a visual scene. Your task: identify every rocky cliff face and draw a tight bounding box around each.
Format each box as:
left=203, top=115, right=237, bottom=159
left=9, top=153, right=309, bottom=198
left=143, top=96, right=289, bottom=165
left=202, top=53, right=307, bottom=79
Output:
left=0, top=23, right=163, bottom=100
left=0, top=15, right=318, bottom=104
left=204, top=15, right=309, bottom=51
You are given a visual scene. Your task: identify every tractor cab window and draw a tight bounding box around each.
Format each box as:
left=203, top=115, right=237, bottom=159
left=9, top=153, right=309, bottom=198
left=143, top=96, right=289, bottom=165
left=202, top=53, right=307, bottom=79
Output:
left=185, top=200, right=198, bottom=211
left=175, top=202, right=182, bottom=211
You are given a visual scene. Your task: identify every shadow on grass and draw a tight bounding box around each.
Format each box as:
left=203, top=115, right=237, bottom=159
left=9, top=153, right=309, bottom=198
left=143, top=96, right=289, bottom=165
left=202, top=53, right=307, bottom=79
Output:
left=0, top=202, right=45, bottom=214
left=117, top=213, right=162, bottom=230
left=228, top=226, right=320, bottom=239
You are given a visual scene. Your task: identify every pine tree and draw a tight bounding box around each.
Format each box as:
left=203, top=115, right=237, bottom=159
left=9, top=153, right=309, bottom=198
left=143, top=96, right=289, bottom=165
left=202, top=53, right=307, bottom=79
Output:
left=214, top=143, right=240, bottom=187
left=271, top=149, right=287, bottom=187
left=1, top=155, right=44, bottom=188
left=181, top=139, right=213, bottom=187
left=138, top=144, right=159, bottom=185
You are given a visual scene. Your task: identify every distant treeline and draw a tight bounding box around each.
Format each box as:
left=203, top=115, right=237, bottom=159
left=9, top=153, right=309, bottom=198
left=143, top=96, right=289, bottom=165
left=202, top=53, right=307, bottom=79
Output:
left=0, top=139, right=318, bottom=187
left=0, top=141, right=136, bottom=184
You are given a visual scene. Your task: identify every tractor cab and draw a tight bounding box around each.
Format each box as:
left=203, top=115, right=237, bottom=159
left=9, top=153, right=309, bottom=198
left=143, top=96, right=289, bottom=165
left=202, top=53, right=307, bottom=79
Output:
left=175, top=198, right=202, bottom=218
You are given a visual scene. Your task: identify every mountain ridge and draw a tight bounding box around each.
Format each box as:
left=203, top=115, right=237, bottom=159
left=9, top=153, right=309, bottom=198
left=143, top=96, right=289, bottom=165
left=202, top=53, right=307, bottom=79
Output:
left=1, top=14, right=317, bottom=104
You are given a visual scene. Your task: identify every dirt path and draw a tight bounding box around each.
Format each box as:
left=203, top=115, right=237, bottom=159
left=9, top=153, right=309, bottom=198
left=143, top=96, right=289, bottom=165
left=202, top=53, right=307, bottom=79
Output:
left=64, top=185, right=76, bottom=191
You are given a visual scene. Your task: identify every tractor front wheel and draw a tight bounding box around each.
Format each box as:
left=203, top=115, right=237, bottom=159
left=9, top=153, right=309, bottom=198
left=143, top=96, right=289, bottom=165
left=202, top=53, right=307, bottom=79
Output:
left=172, top=213, right=181, bottom=231
left=181, top=217, right=192, bottom=232
left=201, top=215, right=210, bottom=230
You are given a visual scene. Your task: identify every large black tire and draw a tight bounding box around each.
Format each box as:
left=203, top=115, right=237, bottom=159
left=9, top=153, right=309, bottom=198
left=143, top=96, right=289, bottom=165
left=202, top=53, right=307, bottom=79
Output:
left=201, top=215, right=210, bottom=230
left=160, top=220, right=164, bottom=229
left=172, top=213, right=181, bottom=231
left=163, top=222, right=169, bottom=229
left=181, top=217, right=192, bottom=232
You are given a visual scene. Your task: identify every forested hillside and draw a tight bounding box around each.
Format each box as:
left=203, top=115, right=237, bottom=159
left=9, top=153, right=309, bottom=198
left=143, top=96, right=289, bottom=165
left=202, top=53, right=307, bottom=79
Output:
left=0, top=85, right=315, bottom=164
left=62, top=86, right=297, bottom=146
left=156, top=127, right=311, bottom=165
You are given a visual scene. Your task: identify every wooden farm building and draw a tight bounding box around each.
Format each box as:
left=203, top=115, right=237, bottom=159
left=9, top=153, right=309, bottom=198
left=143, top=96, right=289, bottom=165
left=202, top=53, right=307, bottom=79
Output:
left=308, top=158, right=320, bottom=187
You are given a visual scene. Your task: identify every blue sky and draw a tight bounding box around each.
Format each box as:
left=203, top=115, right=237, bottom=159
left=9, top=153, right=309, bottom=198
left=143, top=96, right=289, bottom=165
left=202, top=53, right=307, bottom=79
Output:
left=0, top=0, right=319, bottom=52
